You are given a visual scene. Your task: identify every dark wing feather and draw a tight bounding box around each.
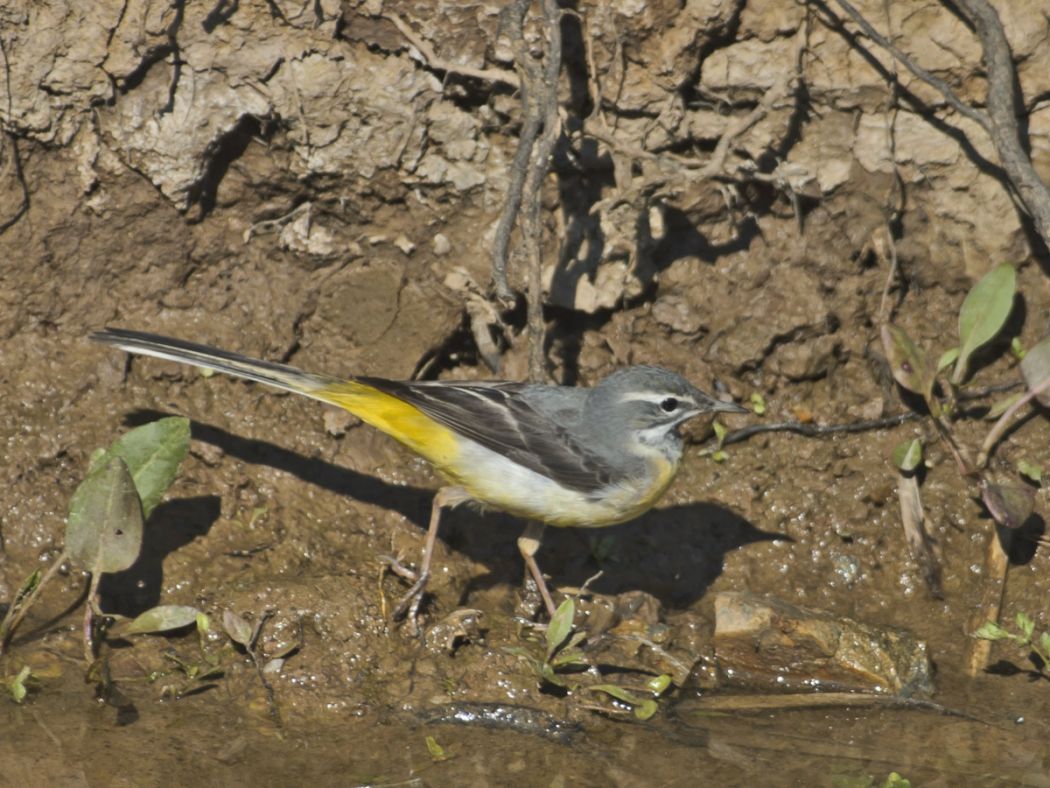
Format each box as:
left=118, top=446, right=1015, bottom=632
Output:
left=356, top=377, right=614, bottom=494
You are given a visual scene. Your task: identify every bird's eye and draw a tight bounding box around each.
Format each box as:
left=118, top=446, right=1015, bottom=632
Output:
left=660, top=397, right=679, bottom=413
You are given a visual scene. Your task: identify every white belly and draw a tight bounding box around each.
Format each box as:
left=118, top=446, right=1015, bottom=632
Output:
left=443, top=438, right=676, bottom=527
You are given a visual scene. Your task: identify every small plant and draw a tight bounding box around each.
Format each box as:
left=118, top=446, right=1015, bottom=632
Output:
left=586, top=673, right=672, bottom=721
left=703, top=420, right=731, bottom=463
left=504, top=597, right=589, bottom=688
left=974, top=612, right=1050, bottom=678
left=881, top=263, right=1049, bottom=531
left=0, top=417, right=191, bottom=690
left=125, top=610, right=222, bottom=699
left=505, top=597, right=675, bottom=720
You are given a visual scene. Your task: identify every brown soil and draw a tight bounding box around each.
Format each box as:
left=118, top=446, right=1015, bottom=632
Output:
left=2, top=1, right=1049, bottom=785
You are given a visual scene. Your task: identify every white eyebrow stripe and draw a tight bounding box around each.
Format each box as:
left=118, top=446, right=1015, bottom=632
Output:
left=617, top=392, right=695, bottom=406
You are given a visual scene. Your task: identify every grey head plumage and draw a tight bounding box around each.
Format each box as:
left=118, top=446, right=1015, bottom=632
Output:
left=582, top=365, right=747, bottom=463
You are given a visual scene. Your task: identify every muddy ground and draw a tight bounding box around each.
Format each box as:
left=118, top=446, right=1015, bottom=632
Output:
left=2, top=1, right=1050, bottom=785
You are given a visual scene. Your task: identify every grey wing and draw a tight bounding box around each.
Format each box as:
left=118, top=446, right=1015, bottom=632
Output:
left=356, top=377, right=614, bottom=494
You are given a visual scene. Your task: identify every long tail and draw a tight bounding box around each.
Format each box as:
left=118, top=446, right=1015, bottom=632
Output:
left=90, top=327, right=342, bottom=402
left=89, top=327, right=462, bottom=469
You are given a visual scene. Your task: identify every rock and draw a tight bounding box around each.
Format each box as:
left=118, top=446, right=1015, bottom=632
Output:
left=393, top=234, right=416, bottom=255
left=713, top=591, right=933, bottom=696
left=432, top=233, right=451, bottom=255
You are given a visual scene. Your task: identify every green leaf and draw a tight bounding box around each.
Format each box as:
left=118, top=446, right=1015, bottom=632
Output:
left=953, top=263, right=1016, bottom=384
left=1039, top=632, right=1050, bottom=659
left=973, top=621, right=1010, bottom=641
left=66, top=456, right=144, bottom=574
left=122, top=605, right=201, bottom=635
left=561, top=629, right=587, bottom=654
left=1018, top=460, right=1042, bottom=484
left=645, top=674, right=673, bottom=694
left=880, top=324, right=936, bottom=407
left=588, top=683, right=645, bottom=705
left=196, top=612, right=211, bottom=636
left=90, top=417, right=190, bottom=519
left=712, top=420, right=727, bottom=444
left=711, top=450, right=728, bottom=463
left=549, top=648, right=587, bottom=668
left=501, top=646, right=536, bottom=660
left=891, top=439, right=923, bottom=473
left=589, top=682, right=663, bottom=718
left=425, top=735, right=450, bottom=761
left=15, top=569, right=42, bottom=603
left=882, top=773, right=912, bottom=788
left=936, top=347, right=959, bottom=373
left=537, top=661, right=568, bottom=688
left=1010, top=337, right=1025, bottom=360
left=633, top=699, right=659, bottom=720
left=545, top=597, right=575, bottom=659
left=749, top=392, right=766, bottom=416
left=222, top=610, right=254, bottom=648
left=1016, top=612, right=1035, bottom=640
left=1019, top=335, right=1050, bottom=407
left=981, top=481, right=1035, bottom=529
left=9, top=665, right=32, bottom=703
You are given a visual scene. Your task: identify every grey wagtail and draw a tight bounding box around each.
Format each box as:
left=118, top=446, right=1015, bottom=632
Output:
left=91, top=327, right=746, bottom=626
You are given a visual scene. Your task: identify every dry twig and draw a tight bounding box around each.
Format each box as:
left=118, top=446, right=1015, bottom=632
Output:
left=380, top=11, right=519, bottom=89
left=491, top=0, right=562, bottom=382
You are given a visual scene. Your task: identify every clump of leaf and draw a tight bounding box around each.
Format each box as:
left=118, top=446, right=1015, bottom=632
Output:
left=67, top=417, right=190, bottom=662
left=881, top=264, right=1047, bottom=533
left=586, top=673, right=673, bottom=721
left=505, top=597, right=589, bottom=689
left=0, top=417, right=190, bottom=683
left=137, top=612, right=234, bottom=700
left=506, top=598, right=675, bottom=721
left=974, top=612, right=1050, bottom=678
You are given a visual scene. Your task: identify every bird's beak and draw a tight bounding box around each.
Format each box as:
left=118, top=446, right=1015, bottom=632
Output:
left=693, top=390, right=749, bottom=415
left=711, top=398, right=749, bottom=415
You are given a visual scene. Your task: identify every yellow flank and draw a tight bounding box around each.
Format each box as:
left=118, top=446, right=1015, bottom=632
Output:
left=316, top=380, right=462, bottom=471
left=634, top=454, right=678, bottom=513
left=598, top=453, right=679, bottom=525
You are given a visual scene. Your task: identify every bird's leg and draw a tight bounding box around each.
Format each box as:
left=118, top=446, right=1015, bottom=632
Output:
left=392, top=486, right=465, bottom=632
left=517, top=520, right=556, bottom=618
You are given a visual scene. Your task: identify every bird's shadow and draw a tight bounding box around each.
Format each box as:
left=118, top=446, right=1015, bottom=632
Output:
left=115, top=409, right=781, bottom=614
left=450, top=503, right=782, bottom=610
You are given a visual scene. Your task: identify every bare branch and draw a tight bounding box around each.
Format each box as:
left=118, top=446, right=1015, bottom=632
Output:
left=490, top=0, right=541, bottom=304
left=381, top=12, right=519, bottom=89
left=522, top=0, right=562, bottom=383
left=952, top=0, right=1050, bottom=252
left=488, top=0, right=562, bottom=381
